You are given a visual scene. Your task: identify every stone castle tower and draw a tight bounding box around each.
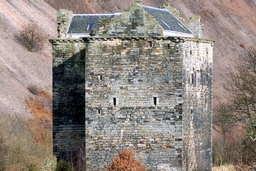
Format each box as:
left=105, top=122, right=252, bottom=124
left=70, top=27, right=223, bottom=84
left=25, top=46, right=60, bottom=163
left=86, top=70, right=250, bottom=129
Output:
left=50, top=1, right=214, bottom=170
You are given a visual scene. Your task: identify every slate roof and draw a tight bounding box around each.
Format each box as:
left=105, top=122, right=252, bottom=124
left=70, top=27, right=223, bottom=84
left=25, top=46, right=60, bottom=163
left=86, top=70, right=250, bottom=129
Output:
left=141, top=5, right=192, bottom=35
left=67, top=4, right=193, bottom=36
left=68, top=14, right=118, bottom=34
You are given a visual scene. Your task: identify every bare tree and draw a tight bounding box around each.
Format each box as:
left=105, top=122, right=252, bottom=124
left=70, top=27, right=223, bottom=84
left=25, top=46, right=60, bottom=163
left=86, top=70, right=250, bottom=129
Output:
left=223, top=47, right=256, bottom=141
left=214, top=47, right=256, bottom=165
left=16, top=24, right=46, bottom=52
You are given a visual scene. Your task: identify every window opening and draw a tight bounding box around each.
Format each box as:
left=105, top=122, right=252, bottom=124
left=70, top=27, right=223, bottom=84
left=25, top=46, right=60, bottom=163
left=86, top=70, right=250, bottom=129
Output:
left=153, top=97, right=157, bottom=105
left=86, top=23, right=94, bottom=31
left=113, top=98, right=116, bottom=106
left=98, top=75, right=102, bottom=81
left=191, top=74, right=194, bottom=84
left=98, top=109, right=102, bottom=114
left=148, top=41, right=153, bottom=47
left=179, top=104, right=182, bottom=114
left=196, top=70, right=200, bottom=85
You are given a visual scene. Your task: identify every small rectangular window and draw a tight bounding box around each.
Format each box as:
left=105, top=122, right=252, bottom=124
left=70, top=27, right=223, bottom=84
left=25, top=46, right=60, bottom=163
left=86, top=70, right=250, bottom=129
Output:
left=98, top=109, right=102, bottom=114
left=113, top=98, right=116, bottom=106
left=167, top=44, right=170, bottom=49
left=148, top=41, right=153, bottom=47
left=196, top=70, right=200, bottom=85
left=153, top=97, right=157, bottom=105
left=86, top=23, right=94, bottom=31
left=179, top=104, right=182, bottom=114
left=191, top=74, right=194, bottom=84
left=98, top=75, right=102, bottom=81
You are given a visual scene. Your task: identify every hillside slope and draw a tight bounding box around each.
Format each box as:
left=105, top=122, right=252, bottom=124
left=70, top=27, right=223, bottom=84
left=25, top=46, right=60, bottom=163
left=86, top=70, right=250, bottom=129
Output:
left=1, top=0, right=256, bottom=117
left=45, top=0, right=256, bottom=106
left=0, top=0, right=57, bottom=116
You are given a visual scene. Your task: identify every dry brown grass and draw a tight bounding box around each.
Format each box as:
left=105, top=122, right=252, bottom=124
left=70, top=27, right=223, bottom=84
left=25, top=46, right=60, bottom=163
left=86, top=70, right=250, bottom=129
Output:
left=105, top=149, right=146, bottom=171
left=212, top=165, right=236, bottom=171
left=0, top=113, right=52, bottom=171
left=213, top=164, right=256, bottom=171
left=25, top=90, right=52, bottom=143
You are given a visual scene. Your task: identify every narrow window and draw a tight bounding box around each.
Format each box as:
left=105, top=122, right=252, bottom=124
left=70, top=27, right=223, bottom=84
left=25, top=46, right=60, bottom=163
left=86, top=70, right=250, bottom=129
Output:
left=196, top=70, right=200, bottom=85
left=190, top=50, right=192, bottom=55
left=153, top=97, right=157, bottom=105
left=191, top=74, right=194, bottom=84
left=179, top=104, right=182, bottom=114
left=167, top=44, right=170, bottom=49
left=113, top=98, right=116, bottom=106
left=98, top=109, right=102, bottom=114
left=148, top=41, right=153, bottom=47
left=98, top=75, right=102, bottom=81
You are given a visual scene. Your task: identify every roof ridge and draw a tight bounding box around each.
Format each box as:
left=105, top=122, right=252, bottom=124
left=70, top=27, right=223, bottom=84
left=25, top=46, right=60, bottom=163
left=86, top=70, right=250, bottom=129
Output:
left=72, top=13, right=120, bottom=16
left=140, top=4, right=168, bottom=12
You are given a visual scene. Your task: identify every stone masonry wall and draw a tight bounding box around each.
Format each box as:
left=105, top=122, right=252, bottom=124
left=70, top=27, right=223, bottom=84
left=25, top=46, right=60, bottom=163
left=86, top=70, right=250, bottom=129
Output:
left=51, top=37, right=213, bottom=170
left=182, top=39, right=213, bottom=171
left=51, top=39, right=85, bottom=157
left=85, top=37, right=184, bottom=171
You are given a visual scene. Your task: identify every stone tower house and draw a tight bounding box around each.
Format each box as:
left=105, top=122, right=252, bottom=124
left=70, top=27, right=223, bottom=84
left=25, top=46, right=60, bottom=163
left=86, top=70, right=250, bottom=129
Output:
left=50, top=1, right=214, bottom=170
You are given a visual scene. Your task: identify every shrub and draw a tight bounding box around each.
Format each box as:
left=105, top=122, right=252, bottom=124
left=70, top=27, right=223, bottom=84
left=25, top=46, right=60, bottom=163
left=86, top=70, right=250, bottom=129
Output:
left=55, top=145, right=86, bottom=171
left=240, top=137, right=256, bottom=165
left=27, top=85, right=42, bottom=95
left=0, top=113, right=52, bottom=171
left=16, top=24, right=46, bottom=52
left=72, top=145, right=86, bottom=171
left=56, top=159, right=72, bottom=171
left=0, top=132, right=7, bottom=171
left=105, top=149, right=146, bottom=171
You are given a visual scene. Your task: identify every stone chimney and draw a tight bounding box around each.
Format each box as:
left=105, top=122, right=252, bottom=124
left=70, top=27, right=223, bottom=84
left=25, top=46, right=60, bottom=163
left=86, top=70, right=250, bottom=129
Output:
left=57, top=9, right=73, bottom=38
left=188, top=15, right=203, bottom=38
left=135, top=0, right=142, bottom=5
